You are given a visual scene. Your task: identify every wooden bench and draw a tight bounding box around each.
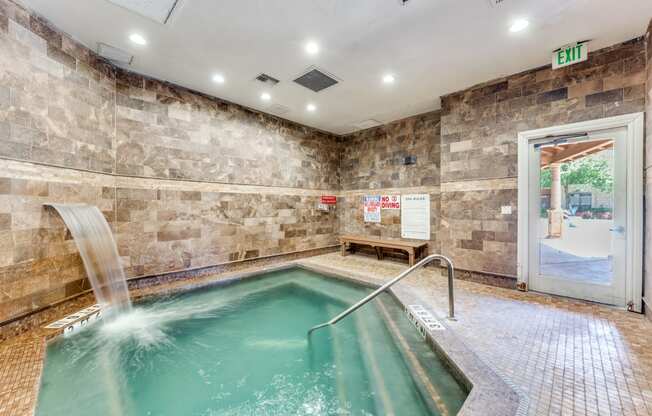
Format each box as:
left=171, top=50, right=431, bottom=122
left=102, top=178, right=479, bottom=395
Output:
left=339, top=234, right=429, bottom=266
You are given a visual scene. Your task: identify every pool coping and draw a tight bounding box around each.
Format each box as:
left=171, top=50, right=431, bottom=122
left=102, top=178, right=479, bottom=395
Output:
left=5, top=259, right=525, bottom=416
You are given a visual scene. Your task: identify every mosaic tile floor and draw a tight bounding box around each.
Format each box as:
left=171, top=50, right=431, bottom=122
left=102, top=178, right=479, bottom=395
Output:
left=302, top=253, right=652, bottom=416
left=1, top=253, right=651, bottom=416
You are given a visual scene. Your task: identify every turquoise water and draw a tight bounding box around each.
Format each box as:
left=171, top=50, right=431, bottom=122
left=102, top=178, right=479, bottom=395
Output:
left=37, top=269, right=467, bottom=416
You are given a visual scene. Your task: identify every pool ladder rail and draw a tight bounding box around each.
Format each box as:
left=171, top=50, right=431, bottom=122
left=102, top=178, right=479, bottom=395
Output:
left=308, top=254, right=455, bottom=335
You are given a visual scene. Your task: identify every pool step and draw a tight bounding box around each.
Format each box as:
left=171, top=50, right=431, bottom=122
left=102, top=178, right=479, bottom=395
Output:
left=375, top=296, right=451, bottom=416
left=354, top=313, right=397, bottom=415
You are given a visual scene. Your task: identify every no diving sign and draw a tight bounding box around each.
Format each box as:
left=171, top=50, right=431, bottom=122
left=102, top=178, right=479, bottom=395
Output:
left=380, top=195, right=400, bottom=209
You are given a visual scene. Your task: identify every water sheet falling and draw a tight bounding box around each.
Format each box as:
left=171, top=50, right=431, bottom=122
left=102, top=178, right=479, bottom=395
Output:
left=48, top=203, right=131, bottom=317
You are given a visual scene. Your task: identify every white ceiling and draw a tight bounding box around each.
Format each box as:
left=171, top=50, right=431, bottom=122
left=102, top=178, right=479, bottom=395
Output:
left=21, top=0, right=652, bottom=135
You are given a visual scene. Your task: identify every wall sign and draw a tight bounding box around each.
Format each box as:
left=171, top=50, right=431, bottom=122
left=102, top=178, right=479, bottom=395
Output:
left=380, top=195, right=401, bottom=209
left=320, top=195, right=337, bottom=205
left=553, top=42, right=588, bottom=69
left=401, top=194, right=430, bottom=240
left=363, top=195, right=381, bottom=223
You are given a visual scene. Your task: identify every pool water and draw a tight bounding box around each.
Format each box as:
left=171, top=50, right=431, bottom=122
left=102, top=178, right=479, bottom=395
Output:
left=37, top=268, right=467, bottom=416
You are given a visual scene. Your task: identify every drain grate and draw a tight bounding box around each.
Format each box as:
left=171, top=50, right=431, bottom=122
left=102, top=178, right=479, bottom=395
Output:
left=294, top=67, right=339, bottom=92
left=44, top=304, right=102, bottom=334
left=406, top=304, right=445, bottom=338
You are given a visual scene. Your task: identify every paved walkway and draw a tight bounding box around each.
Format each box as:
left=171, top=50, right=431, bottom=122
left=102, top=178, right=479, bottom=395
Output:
left=540, top=244, right=612, bottom=285
left=302, top=253, right=652, bottom=416
left=539, top=218, right=613, bottom=284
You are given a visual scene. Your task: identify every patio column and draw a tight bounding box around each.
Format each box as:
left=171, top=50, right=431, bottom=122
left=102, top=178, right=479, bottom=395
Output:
left=547, top=162, right=563, bottom=238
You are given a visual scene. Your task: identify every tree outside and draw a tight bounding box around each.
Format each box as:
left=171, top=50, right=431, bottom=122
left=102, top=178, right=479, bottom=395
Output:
left=540, top=155, right=613, bottom=217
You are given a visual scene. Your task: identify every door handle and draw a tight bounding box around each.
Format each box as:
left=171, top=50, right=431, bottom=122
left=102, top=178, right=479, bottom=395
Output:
left=609, top=226, right=625, bottom=233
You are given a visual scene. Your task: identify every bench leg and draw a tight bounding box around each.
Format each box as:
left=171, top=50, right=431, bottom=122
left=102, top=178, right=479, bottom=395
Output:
left=341, top=242, right=349, bottom=256
left=408, top=249, right=415, bottom=266
left=375, top=246, right=384, bottom=261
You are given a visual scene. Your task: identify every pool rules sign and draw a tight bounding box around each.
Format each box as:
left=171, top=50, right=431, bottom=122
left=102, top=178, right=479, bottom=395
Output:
left=401, top=194, right=430, bottom=240
left=553, top=41, right=588, bottom=69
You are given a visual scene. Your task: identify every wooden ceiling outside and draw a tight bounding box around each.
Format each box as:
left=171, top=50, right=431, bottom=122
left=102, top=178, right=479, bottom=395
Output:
left=540, top=139, right=614, bottom=168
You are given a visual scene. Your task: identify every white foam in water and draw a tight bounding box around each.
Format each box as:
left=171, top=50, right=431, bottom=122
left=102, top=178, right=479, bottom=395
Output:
left=97, top=299, right=222, bottom=348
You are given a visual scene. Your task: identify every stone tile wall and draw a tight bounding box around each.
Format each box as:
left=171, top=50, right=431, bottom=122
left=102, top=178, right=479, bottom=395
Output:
left=340, top=111, right=440, bottom=190
left=440, top=38, right=647, bottom=276
left=338, top=112, right=441, bottom=254
left=114, top=74, right=341, bottom=189
left=113, top=180, right=337, bottom=277
left=0, top=162, right=115, bottom=321
left=0, top=0, right=341, bottom=323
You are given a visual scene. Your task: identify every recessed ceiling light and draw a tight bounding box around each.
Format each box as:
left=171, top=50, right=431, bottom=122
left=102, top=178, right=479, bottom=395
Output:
left=129, top=33, right=147, bottom=45
left=261, top=92, right=271, bottom=101
left=305, top=41, right=320, bottom=55
left=382, top=74, right=395, bottom=84
left=509, top=19, right=529, bottom=33
left=306, top=103, right=316, bottom=112
left=212, top=74, right=225, bottom=84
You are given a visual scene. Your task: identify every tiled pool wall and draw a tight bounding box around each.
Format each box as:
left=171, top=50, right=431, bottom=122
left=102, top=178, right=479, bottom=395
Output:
left=1, top=0, right=652, bottom=328
left=0, top=246, right=338, bottom=341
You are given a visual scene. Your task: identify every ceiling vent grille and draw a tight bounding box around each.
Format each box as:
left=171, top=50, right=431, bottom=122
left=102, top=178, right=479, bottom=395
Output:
left=353, top=119, right=383, bottom=130
left=255, top=73, right=280, bottom=86
left=105, top=0, right=181, bottom=24
left=266, top=103, right=290, bottom=116
left=294, top=67, right=339, bottom=93
left=97, top=43, right=133, bottom=65
left=487, top=0, right=506, bottom=7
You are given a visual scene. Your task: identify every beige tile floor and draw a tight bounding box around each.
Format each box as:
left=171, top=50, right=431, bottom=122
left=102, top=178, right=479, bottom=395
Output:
left=302, top=253, right=652, bottom=416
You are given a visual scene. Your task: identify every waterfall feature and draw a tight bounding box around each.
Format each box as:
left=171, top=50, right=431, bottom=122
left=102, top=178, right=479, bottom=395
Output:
left=48, top=203, right=131, bottom=317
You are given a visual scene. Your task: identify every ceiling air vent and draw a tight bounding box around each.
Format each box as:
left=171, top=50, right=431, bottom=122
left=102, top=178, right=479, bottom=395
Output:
left=266, top=103, right=290, bottom=116
left=354, top=119, right=383, bottom=130
left=487, top=0, right=506, bottom=7
left=105, top=0, right=182, bottom=24
left=255, top=73, right=280, bottom=86
left=294, top=67, right=339, bottom=93
left=98, top=43, right=133, bottom=65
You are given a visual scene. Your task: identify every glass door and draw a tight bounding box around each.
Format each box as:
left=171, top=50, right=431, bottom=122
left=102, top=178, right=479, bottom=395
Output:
left=528, top=127, right=627, bottom=306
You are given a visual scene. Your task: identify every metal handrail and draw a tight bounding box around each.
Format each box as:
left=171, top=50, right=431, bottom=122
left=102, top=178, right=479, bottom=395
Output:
left=308, top=254, right=455, bottom=335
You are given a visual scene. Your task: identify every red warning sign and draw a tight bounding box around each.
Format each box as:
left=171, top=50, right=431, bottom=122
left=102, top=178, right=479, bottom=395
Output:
left=380, top=195, right=401, bottom=209
left=320, top=195, right=337, bottom=205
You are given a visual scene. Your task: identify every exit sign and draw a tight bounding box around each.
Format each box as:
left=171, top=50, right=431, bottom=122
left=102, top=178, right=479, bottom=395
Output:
left=553, top=42, right=588, bottom=69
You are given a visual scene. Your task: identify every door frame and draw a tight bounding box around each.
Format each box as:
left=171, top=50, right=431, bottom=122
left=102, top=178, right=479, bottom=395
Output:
left=517, top=113, right=644, bottom=312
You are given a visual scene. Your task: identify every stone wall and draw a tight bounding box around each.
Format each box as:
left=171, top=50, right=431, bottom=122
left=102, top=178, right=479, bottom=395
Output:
left=0, top=0, right=341, bottom=323
left=440, top=38, right=647, bottom=276
left=338, top=112, right=441, bottom=254
left=645, top=20, right=652, bottom=316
